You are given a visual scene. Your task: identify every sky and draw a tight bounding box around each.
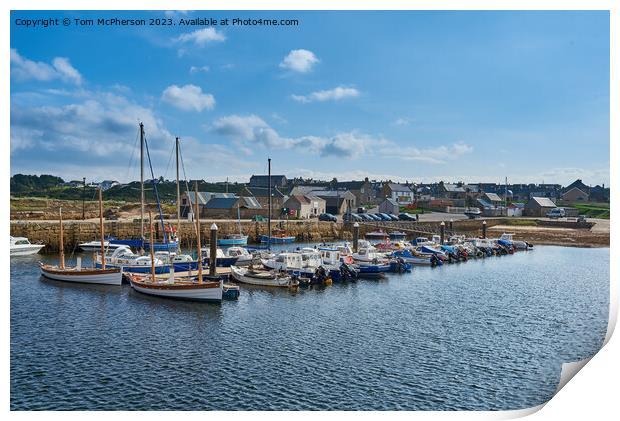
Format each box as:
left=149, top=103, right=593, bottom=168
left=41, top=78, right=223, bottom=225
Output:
left=9, top=10, right=610, bottom=186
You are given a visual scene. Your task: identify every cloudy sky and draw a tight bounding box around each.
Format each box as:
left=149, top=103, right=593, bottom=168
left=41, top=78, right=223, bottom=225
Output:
left=10, top=10, right=609, bottom=186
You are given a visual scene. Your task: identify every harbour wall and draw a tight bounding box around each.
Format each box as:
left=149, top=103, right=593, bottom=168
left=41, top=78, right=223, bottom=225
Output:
left=10, top=218, right=496, bottom=253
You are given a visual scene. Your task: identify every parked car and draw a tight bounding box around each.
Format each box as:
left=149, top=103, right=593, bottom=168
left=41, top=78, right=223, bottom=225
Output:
left=367, top=214, right=381, bottom=221
left=376, top=213, right=392, bottom=221
left=358, top=213, right=374, bottom=221
left=387, top=214, right=400, bottom=221
left=343, top=213, right=363, bottom=222
left=319, top=213, right=337, bottom=222
left=357, top=207, right=367, bottom=214
left=546, top=208, right=566, bottom=219
left=399, top=213, right=417, bottom=221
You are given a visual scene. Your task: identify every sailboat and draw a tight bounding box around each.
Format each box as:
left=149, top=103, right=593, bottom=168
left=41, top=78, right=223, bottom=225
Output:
left=40, top=190, right=123, bottom=285
left=128, top=185, right=223, bottom=302
left=257, top=158, right=295, bottom=245
left=110, top=122, right=178, bottom=252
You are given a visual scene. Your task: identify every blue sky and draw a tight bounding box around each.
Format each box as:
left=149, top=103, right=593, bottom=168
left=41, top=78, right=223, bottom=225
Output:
left=10, top=10, right=609, bottom=186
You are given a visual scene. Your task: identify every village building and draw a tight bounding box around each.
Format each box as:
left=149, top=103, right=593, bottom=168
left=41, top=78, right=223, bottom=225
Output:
left=524, top=196, right=557, bottom=217
left=381, top=182, right=415, bottom=204
left=248, top=175, right=288, bottom=190
left=282, top=195, right=326, bottom=219
left=241, top=186, right=287, bottom=218
left=378, top=198, right=400, bottom=215
left=561, top=187, right=589, bottom=202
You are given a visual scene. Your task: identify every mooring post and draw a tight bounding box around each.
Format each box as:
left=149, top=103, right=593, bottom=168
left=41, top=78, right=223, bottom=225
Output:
left=440, top=221, right=445, bottom=245
left=353, top=222, right=359, bottom=253
left=449, top=219, right=453, bottom=231
left=210, top=223, right=218, bottom=276
left=482, top=220, right=487, bottom=239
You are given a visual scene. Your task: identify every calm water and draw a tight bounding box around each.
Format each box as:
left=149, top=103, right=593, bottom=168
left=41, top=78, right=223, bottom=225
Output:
left=11, top=246, right=609, bottom=410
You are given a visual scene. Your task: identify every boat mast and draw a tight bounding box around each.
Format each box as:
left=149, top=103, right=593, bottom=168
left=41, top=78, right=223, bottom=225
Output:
left=268, top=157, right=271, bottom=249
left=99, top=188, right=105, bottom=269
left=149, top=211, right=155, bottom=279
left=176, top=137, right=181, bottom=250
left=195, top=181, right=203, bottom=283
left=140, top=122, right=145, bottom=240
left=59, top=207, right=65, bottom=270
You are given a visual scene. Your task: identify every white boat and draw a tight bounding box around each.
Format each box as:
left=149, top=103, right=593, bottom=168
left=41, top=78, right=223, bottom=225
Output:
left=225, top=246, right=254, bottom=266
left=96, top=246, right=168, bottom=274
left=40, top=261, right=122, bottom=285
left=128, top=273, right=222, bottom=302
left=39, top=195, right=122, bottom=286
left=351, top=247, right=389, bottom=264
left=230, top=265, right=298, bottom=287
left=499, top=233, right=531, bottom=250
left=78, top=240, right=125, bottom=253
left=10, top=236, right=45, bottom=256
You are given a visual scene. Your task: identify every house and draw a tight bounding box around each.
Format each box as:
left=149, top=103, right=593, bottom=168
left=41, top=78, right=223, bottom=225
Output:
left=249, top=175, right=288, bottom=190
left=482, top=192, right=503, bottom=207
left=561, top=187, right=589, bottom=202
left=311, top=190, right=356, bottom=215
left=382, top=182, right=415, bottom=204
left=438, top=183, right=467, bottom=200
left=564, top=179, right=590, bottom=195
left=99, top=180, right=120, bottom=191
left=282, top=195, right=326, bottom=219
left=179, top=191, right=237, bottom=217
left=334, top=178, right=374, bottom=206
left=378, top=198, right=400, bottom=215
left=241, top=186, right=287, bottom=218
left=507, top=203, right=524, bottom=217
left=524, top=197, right=557, bottom=217
left=202, top=196, right=262, bottom=219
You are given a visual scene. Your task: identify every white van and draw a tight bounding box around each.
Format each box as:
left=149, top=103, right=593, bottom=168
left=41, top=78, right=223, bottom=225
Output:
left=546, top=208, right=565, bottom=218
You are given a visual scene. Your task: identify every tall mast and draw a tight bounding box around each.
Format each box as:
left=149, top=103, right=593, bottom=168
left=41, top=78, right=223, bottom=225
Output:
left=140, top=122, right=145, bottom=240
left=195, top=181, right=203, bottom=283
left=59, top=207, right=65, bottom=270
left=176, top=137, right=181, bottom=249
left=268, top=157, right=272, bottom=249
left=99, top=188, right=105, bottom=269
left=149, top=211, right=155, bottom=279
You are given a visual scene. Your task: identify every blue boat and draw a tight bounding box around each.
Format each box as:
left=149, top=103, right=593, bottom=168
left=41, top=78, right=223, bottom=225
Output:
left=355, top=263, right=391, bottom=278
left=110, top=238, right=179, bottom=252
left=217, top=235, right=248, bottom=246
left=259, top=234, right=296, bottom=244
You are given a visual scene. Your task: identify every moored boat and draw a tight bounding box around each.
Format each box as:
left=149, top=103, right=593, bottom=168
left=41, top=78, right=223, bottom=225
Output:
left=10, top=236, right=45, bottom=256
left=230, top=265, right=299, bottom=287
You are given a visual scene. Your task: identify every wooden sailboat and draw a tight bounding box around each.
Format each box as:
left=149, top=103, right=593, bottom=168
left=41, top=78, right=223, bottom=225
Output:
left=40, top=190, right=123, bottom=285
left=128, top=185, right=223, bottom=302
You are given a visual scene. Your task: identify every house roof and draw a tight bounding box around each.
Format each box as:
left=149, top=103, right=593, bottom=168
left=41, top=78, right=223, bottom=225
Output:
left=240, top=196, right=262, bottom=209
left=484, top=192, right=503, bottom=202
left=311, top=190, right=355, bottom=199
left=290, top=185, right=325, bottom=195
left=334, top=180, right=367, bottom=190
left=443, top=184, right=465, bottom=193
left=205, top=197, right=239, bottom=209
left=529, top=197, right=556, bottom=208
left=562, top=187, right=589, bottom=197
left=185, top=191, right=236, bottom=205
left=245, top=186, right=286, bottom=198
left=381, top=198, right=399, bottom=206
left=386, top=183, right=412, bottom=192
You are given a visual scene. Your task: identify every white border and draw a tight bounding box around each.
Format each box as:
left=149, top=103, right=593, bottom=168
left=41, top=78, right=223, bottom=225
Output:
left=3, top=1, right=617, bottom=420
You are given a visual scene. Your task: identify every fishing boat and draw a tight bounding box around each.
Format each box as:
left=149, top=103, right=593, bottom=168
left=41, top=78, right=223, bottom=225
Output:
left=499, top=233, right=532, bottom=250
left=96, top=246, right=169, bottom=274
left=230, top=265, right=299, bottom=287
left=389, top=231, right=407, bottom=241
left=392, top=249, right=441, bottom=266
left=225, top=246, right=254, bottom=266
left=40, top=192, right=122, bottom=285
left=10, top=236, right=45, bottom=256
left=259, top=233, right=296, bottom=244
left=365, top=230, right=389, bottom=241
left=128, top=205, right=223, bottom=302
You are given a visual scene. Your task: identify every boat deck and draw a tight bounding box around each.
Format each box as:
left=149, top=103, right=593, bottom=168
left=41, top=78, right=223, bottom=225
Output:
left=151, top=267, right=232, bottom=280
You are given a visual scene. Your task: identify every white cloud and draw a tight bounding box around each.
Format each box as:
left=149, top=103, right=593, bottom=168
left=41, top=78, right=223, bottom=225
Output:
left=161, top=84, right=215, bottom=112
left=189, top=65, right=210, bottom=74
left=381, top=142, right=474, bottom=164
left=176, top=28, right=226, bottom=46
left=279, top=49, right=319, bottom=73
left=292, top=86, right=360, bottom=103
left=393, top=117, right=412, bottom=126
left=11, top=49, right=83, bottom=85
left=211, top=114, right=382, bottom=158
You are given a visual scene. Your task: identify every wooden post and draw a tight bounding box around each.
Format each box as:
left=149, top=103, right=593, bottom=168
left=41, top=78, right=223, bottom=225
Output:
left=210, top=223, right=218, bottom=276
left=59, top=207, right=65, bottom=269
left=98, top=188, right=105, bottom=269
left=482, top=220, right=487, bottom=239
left=440, top=221, right=445, bottom=245
left=449, top=219, right=453, bottom=231
left=149, top=211, right=155, bottom=280
left=195, top=182, right=203, bottom=283
left=353, top=222, right=359, bottom=253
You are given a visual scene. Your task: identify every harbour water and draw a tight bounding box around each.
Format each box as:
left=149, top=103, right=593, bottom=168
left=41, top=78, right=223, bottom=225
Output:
left=10, top=245, right=609, bottom=410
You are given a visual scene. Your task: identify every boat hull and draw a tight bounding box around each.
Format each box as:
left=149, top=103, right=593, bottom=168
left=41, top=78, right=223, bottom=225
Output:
left=130, top=279, right=223, bottom=302
left=95, top=262, right=170, bottom=274
left=259, top=235, right=296, bottom=244
left=217, top=236, right=248, bottom=246
left=40, top=264, right=122, bottom=285
left=11, top=245, right=45, bottom=256
left=230, top=266, right=296, bottom=287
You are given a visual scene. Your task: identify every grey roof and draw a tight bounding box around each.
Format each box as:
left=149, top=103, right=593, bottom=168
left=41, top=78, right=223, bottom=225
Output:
left=443, top=184, right=466, bottom=193
left=562, top=187, right=588, bottom=196
left=205, top=197, right=239, bottom=209
left=240, top=196, right=262, bottom=209
left=334, top=180, right=367, bottom=190
left=249, top=175, right=287, bottom=187
left=386, top=183, right=412, bottom=192
left=530, top=197, right=556, bottom=208
left=245, top=186, right=286, bottom=198
left=484, top=192, right=503, bottom=202
left=186, top=191, right=236, bottom=205
left=382, top=198, right=399, bottom=206
left=290, top=185, right=325, bottom=195
left=311, top=190, right=355, bottom=198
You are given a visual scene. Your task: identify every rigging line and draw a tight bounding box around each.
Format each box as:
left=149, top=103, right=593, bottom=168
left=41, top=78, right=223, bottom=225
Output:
left=161, top=139, right=175, bottom=181
left=124, top=126, right=140, bottom=182
left=178, top=140, right=198, bottom=238
left=143, top=133, right=169, bottom=246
